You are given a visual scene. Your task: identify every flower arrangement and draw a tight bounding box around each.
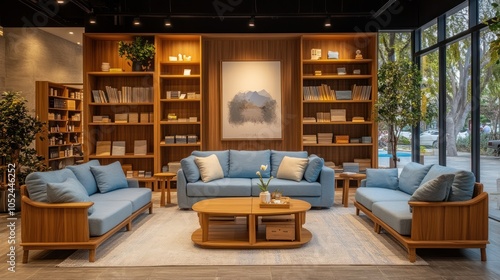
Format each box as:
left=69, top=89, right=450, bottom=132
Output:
left=256, top=165, right=273, bottom=192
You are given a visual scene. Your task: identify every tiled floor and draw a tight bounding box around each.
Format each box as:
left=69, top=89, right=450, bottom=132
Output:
left=1, top=189, right=500, bottom=280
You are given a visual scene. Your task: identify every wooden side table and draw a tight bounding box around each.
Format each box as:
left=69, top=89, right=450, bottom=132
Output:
left=154, top=172, right=176, bottom=206
left=339, top=173, right=366, bottom=207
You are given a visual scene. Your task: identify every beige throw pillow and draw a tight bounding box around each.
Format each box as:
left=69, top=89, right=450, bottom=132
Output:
left=194, top=154, right=224, bottom=182
left=276, top=156, right=309, bottom=182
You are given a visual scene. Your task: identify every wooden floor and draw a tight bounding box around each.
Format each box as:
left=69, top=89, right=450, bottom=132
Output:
left=2, top=188, right=500, bottom=279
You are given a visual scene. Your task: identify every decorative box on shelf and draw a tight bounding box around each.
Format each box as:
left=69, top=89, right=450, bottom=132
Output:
left=335, top=135, right=349, bottom=144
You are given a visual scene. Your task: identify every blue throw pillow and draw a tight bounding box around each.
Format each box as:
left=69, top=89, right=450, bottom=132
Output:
left=90, top=161, right=128, bottom=193
left=25, top=168, right=79, bottom=203
left=303, top=155, right=324, bottom=182
left=270, top=150, right=308, bottom=177
left=192, top=150, right=229, bottom=177
left=228, top=150, right=271, bottom=178
left=398, top=162, right=434, bottom=195
left=47, top=177, right=94, bottom=215
left=365, top=168, right=399, bottom=190
left=181, top=155, right=201, bottom=183
left=420, top=165, right=475, bottom=201
left=67, top=159, right=101, bottom=195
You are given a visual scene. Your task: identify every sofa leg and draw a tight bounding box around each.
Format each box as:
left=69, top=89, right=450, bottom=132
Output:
left=408, top=248, right=416, bottom=263
left=22, top=250, right=29, bottom=263
left=374, top=223, right=381, bottom=233
left=89, top=249, right=96, bottom=262
left=480, top=248, right=487, bottom=261
left=355, top=208, right=360, bottom=216
left=149, top=205, right=153, bottom=214
left=126, top=222, right=132, bottom=231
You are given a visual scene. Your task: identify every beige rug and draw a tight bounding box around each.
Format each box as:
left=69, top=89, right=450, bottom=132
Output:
left=58, top=198, right=427, bottom=267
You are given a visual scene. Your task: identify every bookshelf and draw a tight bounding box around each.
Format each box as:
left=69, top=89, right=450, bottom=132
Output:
left=35, top=81, right=84, bottom=170
left=300, top=34, right=378, bottom=170
left=156, top=35, right=202, bottom=172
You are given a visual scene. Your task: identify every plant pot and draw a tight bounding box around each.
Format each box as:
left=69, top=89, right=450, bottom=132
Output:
left=132, top=61, right=144, bottom=71
left=260, top=191, right=271, bottom=204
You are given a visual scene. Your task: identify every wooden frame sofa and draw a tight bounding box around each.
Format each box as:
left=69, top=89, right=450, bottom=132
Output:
left=353, top=163, right=489, bottom=263
left=20, top=160, right=153, bottom=263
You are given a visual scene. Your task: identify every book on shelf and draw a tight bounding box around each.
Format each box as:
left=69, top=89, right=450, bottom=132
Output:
left=335, top=135, right=350, bottom=144
left=330, top=109, right=347, bottom=122
left=133, top=140, right=148, bottom=155
left=175, top=135, right=187, bottom=144
left=303, top=117, right=317, bottom=123
left=317, top=133, right=333, bottom=144
left=351, top=84, right=372, bottom=100
left=316, top=112, right=331, bottom=122
left=186, top=92, right=197, bottom=99
left=126, top=171, right=134, bottom=178
left=354, top=158, right=371, bottom=171
left=140, top=112, right=149, bottom=123
left=166, top=90, right=181, bottom=99
left=187, top=135, right=198, bottom=143
left=303, top=84, right=336, bottom=101
left=128, top=112, right=139, bottom=123
left=352, top=116, right=365, bottom=122
left=111, top=141, right=126, bottom=156
left=95, top=141, right=111, bottom=156
left=114, top=113, right=128, bottom=123
left=303, top=134, right=317, bottom=144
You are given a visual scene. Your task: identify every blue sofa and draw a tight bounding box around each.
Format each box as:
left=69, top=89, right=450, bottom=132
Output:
left=176, top=150, right=335, bottom=209
left=354, top=162, right=489, bottom=262
left=20, top=160, right=153, bottom=263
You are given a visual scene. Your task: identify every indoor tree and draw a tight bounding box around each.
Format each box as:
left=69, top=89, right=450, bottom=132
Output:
left=0, top=91, right=48, bottom=187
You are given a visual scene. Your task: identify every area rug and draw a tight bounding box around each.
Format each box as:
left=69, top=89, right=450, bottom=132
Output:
left=58, top=200, right=427, bottom=267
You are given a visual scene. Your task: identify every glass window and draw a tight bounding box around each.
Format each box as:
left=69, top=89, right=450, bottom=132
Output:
left=480, top=28, right=500, bottom=218
left=445, top=36, right=472, bottom=171
left=446, top=5, right=469, bottom=38
left=420, top=50, right=439, bottom=165
left=421, top=22, right=437, bottom=49
left=377, top=32, right=413, bottom=168
left=479, top=0, right=498, bottom=22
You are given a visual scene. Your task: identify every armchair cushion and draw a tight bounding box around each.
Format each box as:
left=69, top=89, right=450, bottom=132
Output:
left=229, top=149, right=271, bottom=178
left=303, top=155, right=324, bottom=182
left=276, top=156, right=308, bottom=182
left=90, top=161, right=128, bottom=193
left=46, top=177, right=94, bottom=215
left=365, top=168, right=399, bottom=190
left=67, top=159, right=101, bottom=195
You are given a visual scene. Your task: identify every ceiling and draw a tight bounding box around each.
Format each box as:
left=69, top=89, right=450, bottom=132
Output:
left=1, top=0, right=465, bottom=33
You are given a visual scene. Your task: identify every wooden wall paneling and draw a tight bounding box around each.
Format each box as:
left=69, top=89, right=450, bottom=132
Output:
left=202, top=36, right=302, bottom=151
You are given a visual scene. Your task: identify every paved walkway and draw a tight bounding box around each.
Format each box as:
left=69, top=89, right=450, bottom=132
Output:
left=378, top=150, right=500, bottom=220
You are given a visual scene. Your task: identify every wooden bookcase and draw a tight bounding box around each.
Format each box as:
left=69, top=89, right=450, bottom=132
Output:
left=300, top=34, right=378, bottom=169
left=156, top=35, right=203, bottom=172
left=36, top=81, right=84, bottom=170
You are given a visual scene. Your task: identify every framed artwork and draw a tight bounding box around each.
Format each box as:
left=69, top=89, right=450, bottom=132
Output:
left=221, top=61, right=282, bottom=140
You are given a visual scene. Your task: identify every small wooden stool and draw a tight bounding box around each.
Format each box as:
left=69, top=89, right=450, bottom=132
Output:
left=154, top=172, right=176, bottom=206
left=339, top=173, right=366, bottom=207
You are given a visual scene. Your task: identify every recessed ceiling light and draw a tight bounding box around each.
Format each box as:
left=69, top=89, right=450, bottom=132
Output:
left=77, top=42, right=81, bottom=45
left=324, top=17, right=331, bottom=27
left=248, top=16, right=255, bottom=27
left=133, top=17, right=141, bottom=26
left=164, top=17, right=172, bottom=27
left=69, top=31, right=74, bottom=35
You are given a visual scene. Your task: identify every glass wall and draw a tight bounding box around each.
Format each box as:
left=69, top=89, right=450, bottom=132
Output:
left=420, top=51, right=439, bottom=165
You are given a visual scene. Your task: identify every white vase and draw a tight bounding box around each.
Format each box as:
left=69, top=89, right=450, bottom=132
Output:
left=260, top=191, right=271, bottom=204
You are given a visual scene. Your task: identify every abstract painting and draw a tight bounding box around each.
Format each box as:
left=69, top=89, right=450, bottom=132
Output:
left=221, top=61, right=282, bottom=140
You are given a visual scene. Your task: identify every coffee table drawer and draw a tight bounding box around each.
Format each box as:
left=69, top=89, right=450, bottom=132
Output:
left=266, top=224, right=295, bottom=241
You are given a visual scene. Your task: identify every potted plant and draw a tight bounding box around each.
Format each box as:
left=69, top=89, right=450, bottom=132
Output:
left=375, top=60, right=425, bottom=168
left=487, top=3, right=500, bottom=64
left=0, top=91, right=48, bottom=210
left=256, top=165, right=273, bottom=203
left=118, top=36, right=156, bottom=71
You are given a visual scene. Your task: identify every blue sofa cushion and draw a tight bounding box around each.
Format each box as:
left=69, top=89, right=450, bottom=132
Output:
left=25, top=168, right=79, bottom=203
left=251, top=178, right=322, bottom=197
left=229, top=150, right=271, bottom=178
left=192, top=150, right=230, bottom=177
left=420, top=165, right=475, bottom=202
left=355, top=187, right=412, bottom=211
left=90, top=187, right=152, bottom=212
left=410, top=174, right=454, bottom=202
left=180, top=155, right=200, bottom=183
left=365, top=168, right=399, bottom=190
left=398, top=162, right=434, bottom=195
left=270, top=150, right=308, bottom=177
left=187, top=178, right=252, bottom=197
left=66, top=159, right=101, bottom=195
left=88, top=200, right=133, bottom=237
left=90, top=161, right=128, bottom=193
left=303, top=155, right=324, bottom=183
left=372, top=201, right=413, bottom=235
left=47, top=177, right=95, bottom=215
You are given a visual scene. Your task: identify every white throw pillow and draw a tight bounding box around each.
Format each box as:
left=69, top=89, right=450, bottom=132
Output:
left=276, top=156, right=309, bottom=182
left=194, top=154, right=224, bottom=182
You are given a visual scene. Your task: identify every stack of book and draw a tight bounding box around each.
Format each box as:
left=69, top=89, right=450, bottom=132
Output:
left=316, top=112, right=331, bottom=122
left=330, top=109, right=346, bottom=122
left=317, top=133, right=333, bottom=144
left=303, top=134, right=317, bottom=144
left=166, top=90, right=181, bottom=99
left=302, top=84, right=336, bottom=101
left=303, top=117, right=316, bottom=123
left=133, top=140, right=147, bottom=155
left=187, top=135, right=198, bottom=143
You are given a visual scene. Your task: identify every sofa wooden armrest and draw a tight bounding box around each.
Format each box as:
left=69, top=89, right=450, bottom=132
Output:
left=354, top=183, right=489, bottom=263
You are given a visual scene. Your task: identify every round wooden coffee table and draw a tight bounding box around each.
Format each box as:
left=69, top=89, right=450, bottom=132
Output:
left=191, top=197, right=312, bottom=248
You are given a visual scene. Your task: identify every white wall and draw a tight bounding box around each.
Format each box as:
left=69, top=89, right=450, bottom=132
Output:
left=0, top=28, right=82, bottom=112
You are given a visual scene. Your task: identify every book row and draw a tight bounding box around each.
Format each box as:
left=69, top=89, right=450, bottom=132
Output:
left=303, top=134, right=372, bottom=144
left=303, top=84, right=371, bottom=101
left=92, top=86, right=154, bottom=103
left=95, top=140, right=148, bottom=156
